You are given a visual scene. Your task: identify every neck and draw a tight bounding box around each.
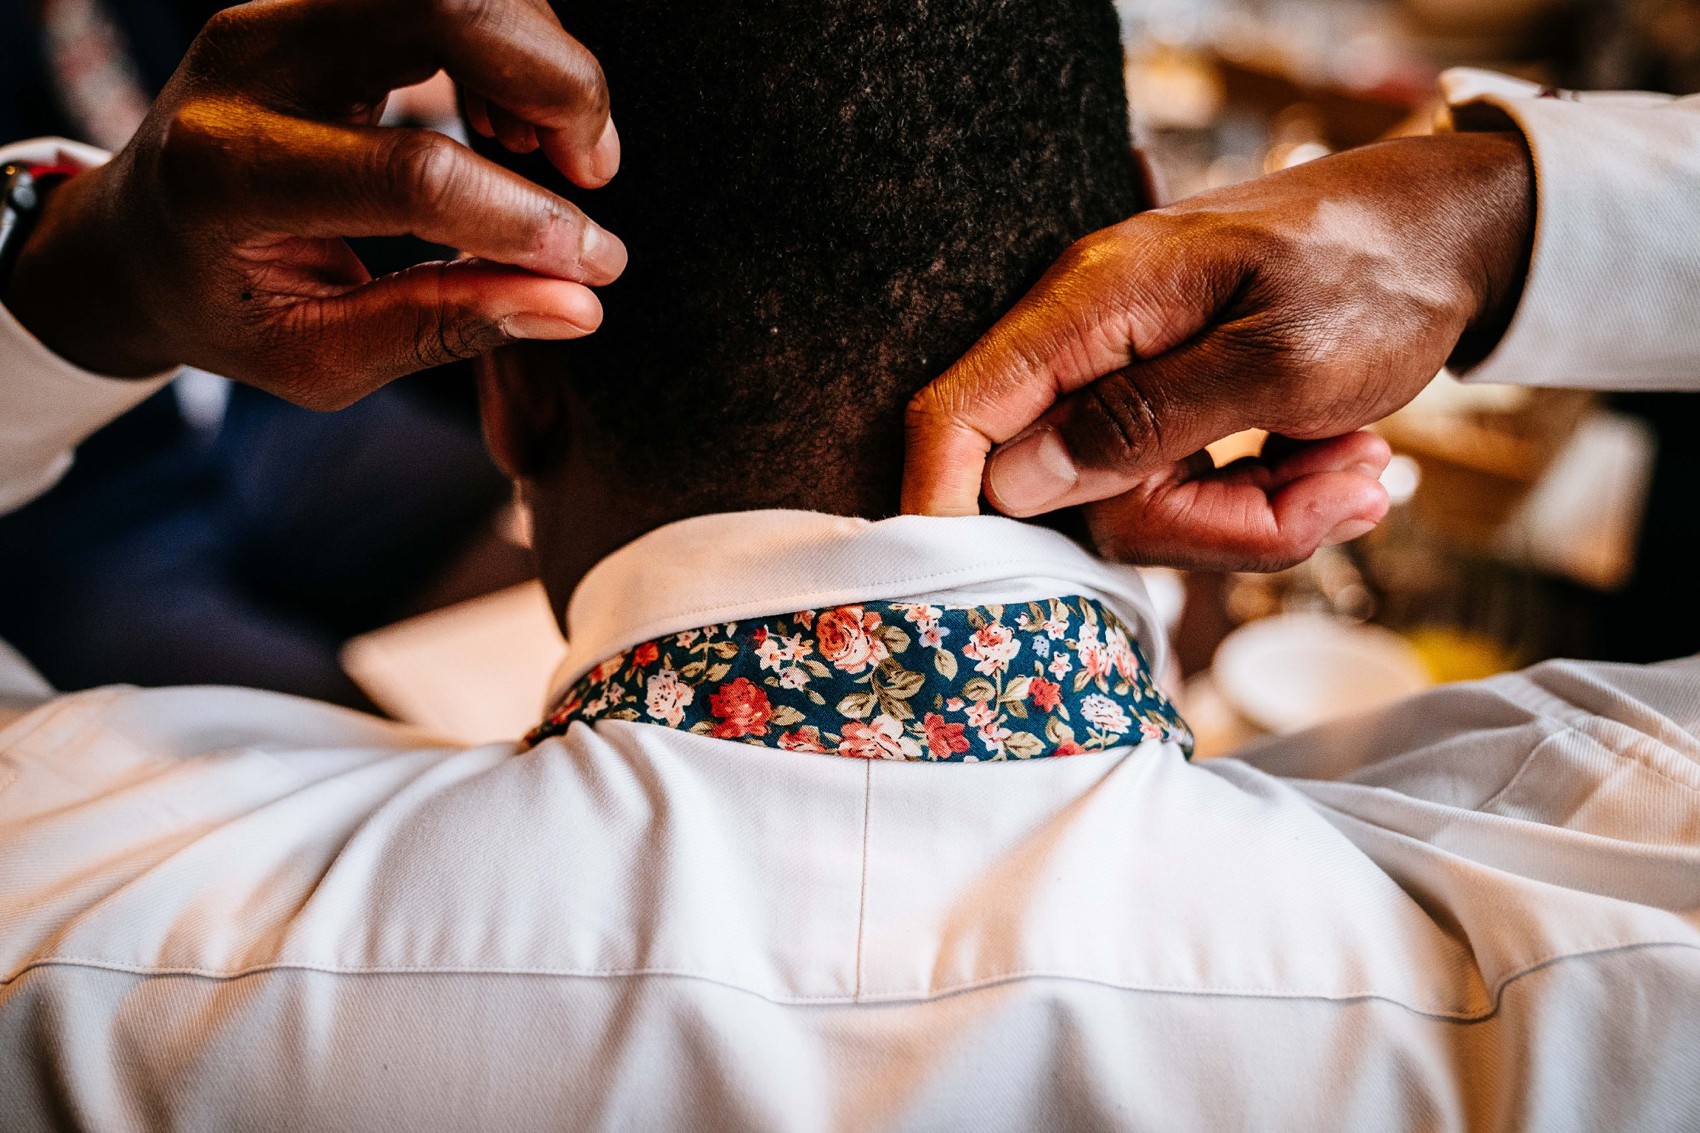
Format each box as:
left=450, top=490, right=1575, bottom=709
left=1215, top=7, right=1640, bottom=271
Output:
left=526, top=436, right=907, bottom=628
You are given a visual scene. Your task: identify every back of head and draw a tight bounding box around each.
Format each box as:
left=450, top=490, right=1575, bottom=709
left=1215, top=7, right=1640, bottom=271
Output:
left=497, top=0, right=1144, bottom=519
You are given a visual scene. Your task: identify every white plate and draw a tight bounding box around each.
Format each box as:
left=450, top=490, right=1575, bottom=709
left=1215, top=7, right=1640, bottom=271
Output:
left=1212, top=612, right=1431, bottom=735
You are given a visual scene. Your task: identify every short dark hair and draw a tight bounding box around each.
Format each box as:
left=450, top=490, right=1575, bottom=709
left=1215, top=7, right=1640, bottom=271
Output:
left=492, top=0, right=1144, bottom=514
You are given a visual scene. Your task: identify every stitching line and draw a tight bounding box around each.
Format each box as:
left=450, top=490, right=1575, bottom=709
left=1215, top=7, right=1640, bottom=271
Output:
left=5, top=938, right=1696, bottom=1022
left=854, top=759, right=873, bottom=1002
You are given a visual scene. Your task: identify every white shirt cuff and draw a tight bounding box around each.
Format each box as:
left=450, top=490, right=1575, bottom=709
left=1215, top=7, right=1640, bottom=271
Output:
left=1440, top=69, right=1700, bottom=390
left=0, top=138, right=180, bottom=516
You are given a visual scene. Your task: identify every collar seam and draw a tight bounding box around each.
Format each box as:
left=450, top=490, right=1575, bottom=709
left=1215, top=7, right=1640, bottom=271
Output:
left=571, top=554, right=1128, bottom=653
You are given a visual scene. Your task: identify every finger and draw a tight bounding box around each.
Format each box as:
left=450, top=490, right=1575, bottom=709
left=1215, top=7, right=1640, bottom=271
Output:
left=462, top=89, right=495, bottom=139
left=1256, top=429, right=1391, bottom=488
left=258, top=0, right=617, bottom=187
left=260, top=259, right=602, bottom=410
left=981, top=329, right=1262, bottom=517
left=540, top=118, right=619, bottom=192
left=420, top=0, right=616, bottom=186
left=192, top=110, right=626, bottom=283
left=487, top=102, right=541, bottom=154
left=902, top=222, right=1245, bottom=516
left=1085, top=435, right=1391, bottom=572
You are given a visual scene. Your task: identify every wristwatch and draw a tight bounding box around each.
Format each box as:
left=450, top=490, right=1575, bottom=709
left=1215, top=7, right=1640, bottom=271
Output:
left=0, top=161, right=76, bottom=296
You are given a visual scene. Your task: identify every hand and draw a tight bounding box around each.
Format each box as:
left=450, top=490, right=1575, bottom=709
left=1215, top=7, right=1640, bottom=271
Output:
left=3, top=0, right=625, bottom=408
left=903, top=130, right=1534, bottom=570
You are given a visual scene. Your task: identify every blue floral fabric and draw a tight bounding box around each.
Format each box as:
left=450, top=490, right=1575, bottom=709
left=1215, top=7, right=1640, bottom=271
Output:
left=527, top=596, right=1192, bottom=762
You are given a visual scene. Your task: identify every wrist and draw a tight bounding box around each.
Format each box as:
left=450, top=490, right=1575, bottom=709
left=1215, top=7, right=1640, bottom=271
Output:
left=1, top=161, right=176, bottom=378
left=1436, top=130, right=1535, bottom=369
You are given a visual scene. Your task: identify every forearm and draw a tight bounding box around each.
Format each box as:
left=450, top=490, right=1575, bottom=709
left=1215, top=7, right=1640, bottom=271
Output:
left=0, top=139, right=177, bottom=517
left=1443, top=69, right=1700, bottom=390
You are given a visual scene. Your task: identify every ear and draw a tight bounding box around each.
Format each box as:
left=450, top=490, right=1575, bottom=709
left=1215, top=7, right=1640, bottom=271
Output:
left=476, top=344, right=570, bottom=479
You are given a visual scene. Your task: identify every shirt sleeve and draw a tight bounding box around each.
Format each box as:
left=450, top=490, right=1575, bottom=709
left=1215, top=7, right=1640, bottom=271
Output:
left=1440, top=69, right=1700, bottom=390
left=0, top=138, right=179, bottom=517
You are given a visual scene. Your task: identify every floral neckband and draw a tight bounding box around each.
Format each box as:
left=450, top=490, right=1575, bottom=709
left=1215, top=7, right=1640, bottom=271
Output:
left=528, top=596, right=1192, bottom=763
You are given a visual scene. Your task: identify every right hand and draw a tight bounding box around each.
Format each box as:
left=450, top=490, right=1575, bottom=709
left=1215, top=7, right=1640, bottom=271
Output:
left=4, top=0, right=625, bottom=408
left=904, top=131, right=1534, bottom=570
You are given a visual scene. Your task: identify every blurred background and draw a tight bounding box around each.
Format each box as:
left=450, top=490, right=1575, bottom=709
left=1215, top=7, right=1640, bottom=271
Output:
left=2, top=0, right=1696, bottom=748
left=1112, top=0, right=1700, bottom=752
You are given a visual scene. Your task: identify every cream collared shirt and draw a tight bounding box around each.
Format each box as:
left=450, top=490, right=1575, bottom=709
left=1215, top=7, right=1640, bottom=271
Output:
left=5, top=73, right=1700, bottom=1130
left=4, top=507, right=1700, bottom=1130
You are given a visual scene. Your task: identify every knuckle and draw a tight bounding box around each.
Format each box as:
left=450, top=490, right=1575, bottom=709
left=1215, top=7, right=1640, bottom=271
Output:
left=412, top=266, right=505, bottom=367
left=430, top=0, right=497, bottom=32
left=1072, top=374, right=1162, bottom=468
left=156, top=100, right=230, bottom=200
left=190, top=6, right=248, bottom=61
left=1054, top=227, right=1123, bottom=280
left=903, top=376, right=989, bottom=448
left=570, top=53, right=612, bottom=119
left=904, top=383, right=951, bottom=430
left=381, top=130, right=463, bottom=221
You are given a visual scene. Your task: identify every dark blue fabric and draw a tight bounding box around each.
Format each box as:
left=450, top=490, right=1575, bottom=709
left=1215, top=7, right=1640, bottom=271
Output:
left=0, top=383, right=507, bottom=708
left=530, top=597, right=1192, bottom=761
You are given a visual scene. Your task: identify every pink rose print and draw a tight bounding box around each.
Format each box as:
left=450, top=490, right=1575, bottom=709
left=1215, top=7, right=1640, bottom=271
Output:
left=977, top=720, right=1012, bottom=756
left=755, top=631, right=811, bottom=672
left=527, top=596, right=1190, bottom=761
left=1107, top=624, right=1138, bottom=682
left=1080, top=694, right=1131, bottom=736
left=779, top=726, right=831, bottom=753
left=922, top=712, right=971, bottom=759
left=549, top=694, right=584, bottom=724
left=900, top=604, right=944, bottom=625
left=816, top=606, right=889, bottom=674
left=709, top=678, right=773, bottom=738
left=1078, top=624, right=1114, bottom=682
left=1028, top=677, right=1062, bottom=712
left=839, top=715, right=922, bottom=761
left=585, top=684, right=626, bottom=715
left=644, top=667, right=694, bottom=727
left=962, top=622, right=1020, bottom=675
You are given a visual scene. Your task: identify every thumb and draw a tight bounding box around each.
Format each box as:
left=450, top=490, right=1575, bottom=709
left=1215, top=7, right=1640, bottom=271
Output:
left=901, top=220, right=1247, bottom=517
left=983, top=330, right=1255, bottom=517
left=260, top=260, right=602, bottom=411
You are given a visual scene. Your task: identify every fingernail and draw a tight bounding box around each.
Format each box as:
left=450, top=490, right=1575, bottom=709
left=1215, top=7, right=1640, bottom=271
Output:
left=504, top=313, right=593, bottom=340
left=590, top=119, right=620, bottom=184
left=1350, top=460, right=1383, bottom=479
left=987, top=428, right=1078, bottom=514
left=1324, top=518, right=1377, bottom=546
left=579, top=224, right=628, bottom=280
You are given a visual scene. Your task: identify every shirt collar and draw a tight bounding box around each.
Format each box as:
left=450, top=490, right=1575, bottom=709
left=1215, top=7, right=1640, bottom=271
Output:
left=550, top=510, right=1167, bottom=702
